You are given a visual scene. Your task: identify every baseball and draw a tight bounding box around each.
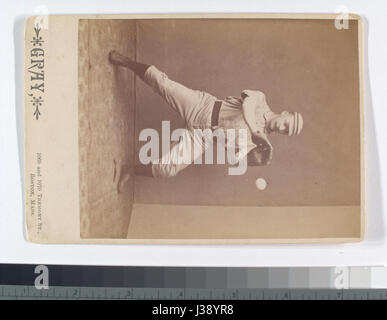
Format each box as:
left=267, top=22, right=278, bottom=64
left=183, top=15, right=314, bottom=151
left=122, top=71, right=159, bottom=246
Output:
left=256, top=178, right=267, bottom=191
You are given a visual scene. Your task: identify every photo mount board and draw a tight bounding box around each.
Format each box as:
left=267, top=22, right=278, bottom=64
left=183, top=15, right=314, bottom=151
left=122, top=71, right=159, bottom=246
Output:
left=24, top=13, right=365, bottom=244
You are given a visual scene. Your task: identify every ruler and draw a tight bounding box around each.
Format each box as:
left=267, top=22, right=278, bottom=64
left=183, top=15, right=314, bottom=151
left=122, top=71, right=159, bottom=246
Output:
left=1, top=286, right=387, bottom=300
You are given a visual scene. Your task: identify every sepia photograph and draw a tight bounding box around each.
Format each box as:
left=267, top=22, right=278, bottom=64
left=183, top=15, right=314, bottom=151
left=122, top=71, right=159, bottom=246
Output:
left=76, top=16, right=363, bottom=241
left=11, top=0, right=387, bottom=302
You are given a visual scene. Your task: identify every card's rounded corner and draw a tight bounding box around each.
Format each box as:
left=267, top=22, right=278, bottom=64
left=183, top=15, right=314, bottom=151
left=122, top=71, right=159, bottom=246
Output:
left=25, top=228, right=46, bottom=245
left=350, top=14, right=364, bottom=24
left=25, top=15, right=39, bottom=27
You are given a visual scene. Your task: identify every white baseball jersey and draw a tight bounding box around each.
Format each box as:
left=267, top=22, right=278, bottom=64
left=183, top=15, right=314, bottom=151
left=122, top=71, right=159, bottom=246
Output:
left=143, top=66, right=272, bottom=178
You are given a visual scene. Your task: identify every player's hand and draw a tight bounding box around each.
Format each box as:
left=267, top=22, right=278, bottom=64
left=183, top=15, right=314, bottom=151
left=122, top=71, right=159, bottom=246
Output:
left=252, top=132, right=273, bottom=164
left=252, top=132, right=272, bottom=150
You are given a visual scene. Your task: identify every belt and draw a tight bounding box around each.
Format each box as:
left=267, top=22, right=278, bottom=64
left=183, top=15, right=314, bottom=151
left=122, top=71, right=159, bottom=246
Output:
left=211, top=100, right=222, bottom=127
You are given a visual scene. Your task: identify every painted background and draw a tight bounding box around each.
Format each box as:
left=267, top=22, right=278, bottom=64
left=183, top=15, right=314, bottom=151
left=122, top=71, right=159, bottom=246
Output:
left=134, top=19, right=360, bottom=207
left=79, top=18, right=361, bottom=238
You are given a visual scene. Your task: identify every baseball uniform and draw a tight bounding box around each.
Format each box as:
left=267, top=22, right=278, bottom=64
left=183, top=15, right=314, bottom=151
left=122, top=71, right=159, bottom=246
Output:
left=143, top=65, right=272, bottom=178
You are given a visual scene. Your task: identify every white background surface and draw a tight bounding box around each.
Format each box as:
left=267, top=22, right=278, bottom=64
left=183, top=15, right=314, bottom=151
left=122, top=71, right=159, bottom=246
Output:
left=0, top=0, right=386, bottom=267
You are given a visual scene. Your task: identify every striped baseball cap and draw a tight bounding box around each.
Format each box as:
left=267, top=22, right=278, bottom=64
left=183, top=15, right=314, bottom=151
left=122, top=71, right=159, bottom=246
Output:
left=288, top=112, right=304, bottom=136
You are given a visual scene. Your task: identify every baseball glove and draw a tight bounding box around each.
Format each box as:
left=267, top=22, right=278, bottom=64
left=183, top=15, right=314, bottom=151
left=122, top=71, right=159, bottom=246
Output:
left=248, top=132, right=273, bottom=166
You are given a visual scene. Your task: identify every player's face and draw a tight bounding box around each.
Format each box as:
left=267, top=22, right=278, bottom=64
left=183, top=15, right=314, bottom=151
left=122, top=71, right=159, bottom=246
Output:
left=269, top=112, right=292, bottom=135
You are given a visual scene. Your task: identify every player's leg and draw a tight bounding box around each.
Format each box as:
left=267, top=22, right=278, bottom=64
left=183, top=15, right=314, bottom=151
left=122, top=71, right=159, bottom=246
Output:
left=142, top=65, right=205, bottom=124
left=136, top=129, right=210, bottom=178
left=116, top=163, right=153, bottom=193
left=148, top=129, right=194, bottom=178
left=109, top=50, right=150, bottom=80
left=109, top=51, right=208, bottom=125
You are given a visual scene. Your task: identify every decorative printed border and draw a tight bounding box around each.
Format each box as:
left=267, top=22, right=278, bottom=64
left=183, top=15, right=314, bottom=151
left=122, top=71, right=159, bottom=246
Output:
left=27, top=25, right=45, bottom=120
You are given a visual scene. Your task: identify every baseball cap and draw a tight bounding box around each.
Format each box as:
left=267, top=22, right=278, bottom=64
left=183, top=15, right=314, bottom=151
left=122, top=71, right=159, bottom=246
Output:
left=288, top=112, right=304, bottom=136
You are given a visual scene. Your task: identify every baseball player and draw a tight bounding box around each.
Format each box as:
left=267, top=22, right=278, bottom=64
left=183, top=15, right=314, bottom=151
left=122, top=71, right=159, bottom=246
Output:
left=109, top=51, right=303, bottom=181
